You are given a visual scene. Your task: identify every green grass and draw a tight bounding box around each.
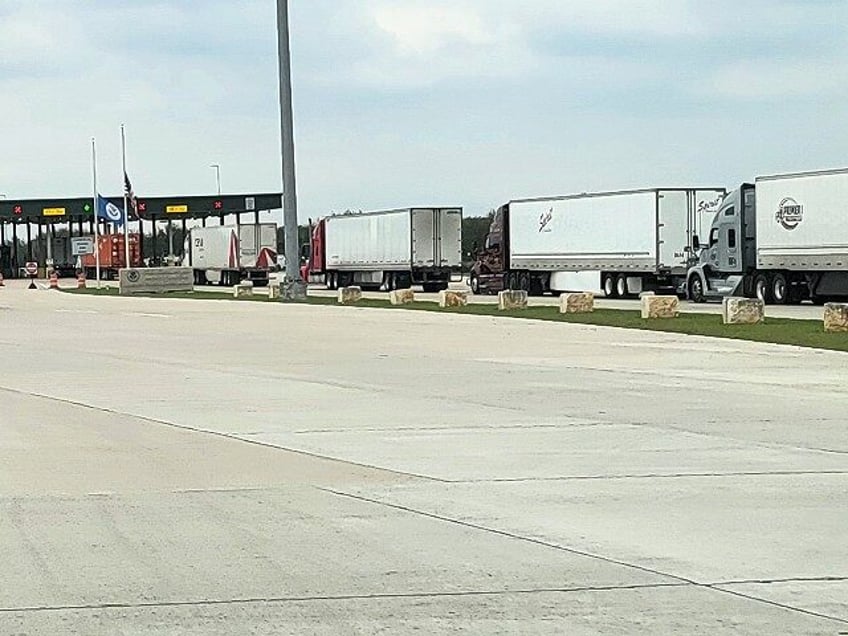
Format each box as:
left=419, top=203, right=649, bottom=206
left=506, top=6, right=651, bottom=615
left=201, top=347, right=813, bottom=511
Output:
left=64, top=287, right=848, bottom=353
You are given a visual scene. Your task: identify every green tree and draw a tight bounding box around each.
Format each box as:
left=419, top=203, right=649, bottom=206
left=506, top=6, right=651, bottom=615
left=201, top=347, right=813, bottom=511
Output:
left=462, top=213, right=494, bottom=261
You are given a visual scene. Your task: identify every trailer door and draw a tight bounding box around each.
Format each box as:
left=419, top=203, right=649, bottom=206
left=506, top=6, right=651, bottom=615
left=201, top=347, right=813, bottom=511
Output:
left=437, top=208, right=463, bottom=268
left=411, top=209, right=436, bottom=267
left=239, top=225, right=258, bottom=268
left=657, top=190, right=688, bottom=270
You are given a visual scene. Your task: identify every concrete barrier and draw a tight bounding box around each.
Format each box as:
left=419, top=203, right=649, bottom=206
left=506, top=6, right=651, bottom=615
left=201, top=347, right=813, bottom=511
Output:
left=439, top=290, right=467, bottom=308
left=561, top=292, right=594, bottom=314
left=722, top=297, right=764, bottom=325
left=233, top=281, right=254, bottom=299
left=338, top=286, right=362, bottom=305
left=499, top=290, right=528, bottom=311
left=390, top=289, right=416, bottom=305
left=641, top=294, right=679, bottom=319
left=119, top=267, right=194, bottom=296
left=268, top=285, right=282, bottom=300
left=823, top=303, right=848, bottom=333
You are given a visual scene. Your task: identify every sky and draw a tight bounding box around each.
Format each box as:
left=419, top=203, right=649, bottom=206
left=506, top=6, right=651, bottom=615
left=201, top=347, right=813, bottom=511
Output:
left=1, top=0, right=847, bottom=220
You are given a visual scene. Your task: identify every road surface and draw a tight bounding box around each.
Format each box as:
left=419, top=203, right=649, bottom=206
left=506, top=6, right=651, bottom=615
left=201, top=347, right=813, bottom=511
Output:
left=0, top=285, right=845, bottom=634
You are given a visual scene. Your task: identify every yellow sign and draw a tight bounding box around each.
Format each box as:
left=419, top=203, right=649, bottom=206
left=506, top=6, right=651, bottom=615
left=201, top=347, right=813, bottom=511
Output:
left=43, top=207, right=66, bottom=217
left=166, top=205, right=188, bottom=214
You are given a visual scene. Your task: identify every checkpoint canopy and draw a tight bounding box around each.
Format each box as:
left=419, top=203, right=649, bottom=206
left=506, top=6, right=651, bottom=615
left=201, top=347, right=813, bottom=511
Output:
left=0, top=193, right=283, bottom=223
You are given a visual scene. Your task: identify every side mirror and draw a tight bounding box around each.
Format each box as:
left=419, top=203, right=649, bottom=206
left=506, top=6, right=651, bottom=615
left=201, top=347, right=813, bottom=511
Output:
left=692, top=235, right=701, bottom=250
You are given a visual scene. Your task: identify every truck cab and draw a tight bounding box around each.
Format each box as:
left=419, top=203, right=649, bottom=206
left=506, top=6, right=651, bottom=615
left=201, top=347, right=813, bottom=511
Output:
left=469, top=205, right=509, bottom=294
left=686, top=184, right=757, bottom=301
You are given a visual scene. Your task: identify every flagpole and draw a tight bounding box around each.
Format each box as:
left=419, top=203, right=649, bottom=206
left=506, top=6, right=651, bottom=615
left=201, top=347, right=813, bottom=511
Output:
left=91, top=137, right=101, bottom=289
left=120, top=124, right=130, bottom=269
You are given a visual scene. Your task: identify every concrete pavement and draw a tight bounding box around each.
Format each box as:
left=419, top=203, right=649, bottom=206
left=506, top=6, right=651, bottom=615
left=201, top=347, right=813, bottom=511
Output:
left=0, top=286, right=846, bottom=634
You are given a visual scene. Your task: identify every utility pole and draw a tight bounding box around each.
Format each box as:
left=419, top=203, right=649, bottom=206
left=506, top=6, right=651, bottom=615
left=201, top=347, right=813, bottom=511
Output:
left=276, top=0, right=303, bottom=292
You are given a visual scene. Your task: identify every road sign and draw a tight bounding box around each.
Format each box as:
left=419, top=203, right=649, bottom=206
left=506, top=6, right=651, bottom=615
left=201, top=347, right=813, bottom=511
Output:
left=24, top=262, right=38, bottom=276
left=166, top=205, right=188, bottom=214
left=71, top=236, right=95, bottom=256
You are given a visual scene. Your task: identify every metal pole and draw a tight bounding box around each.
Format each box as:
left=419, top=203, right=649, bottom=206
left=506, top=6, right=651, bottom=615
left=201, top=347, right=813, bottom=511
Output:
left=211, top=164, right=221, bottom=195
left=277, top=0, right=300, bottom=284
left=121, top=124, right=131, bottom=269
left=92, top=138, right=101, bottom=287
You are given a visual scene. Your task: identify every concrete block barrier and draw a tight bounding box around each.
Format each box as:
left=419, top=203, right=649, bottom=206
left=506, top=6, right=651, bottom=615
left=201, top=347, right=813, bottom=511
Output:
left=722, top=297, right=764, bottom=325
left=338, top=286, right=362, bottom=305
left=438, top=290, right=468, bottom=308
left=499, top=290, right=528, bottom=311
left=268, top=285, right=282, bottom=300
left=561, top=292, right=594, bottom=314
left=390, top=288, right=416, bottom=306
left=641, top=294, right=679, bottom=319
left=823, top=303, right=848, bottom=333
left=233, top=281, right=254, bottom=299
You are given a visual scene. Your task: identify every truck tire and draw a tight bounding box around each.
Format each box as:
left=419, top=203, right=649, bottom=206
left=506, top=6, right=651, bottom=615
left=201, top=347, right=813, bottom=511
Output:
left=602, top=273, right=617, bottom=298
left=688, top=275, right=706, bottom=303
left=771, top=273, right=789, bottom=305
left=518, top=271, right=531, bottom=293
left=615, top=274, right=628, bottom=298
left=754, top=274, right=772, bottom=304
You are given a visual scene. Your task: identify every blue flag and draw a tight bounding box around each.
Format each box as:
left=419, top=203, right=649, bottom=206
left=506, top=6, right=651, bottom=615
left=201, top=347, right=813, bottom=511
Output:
left=97, top=195, right=125, bottom=227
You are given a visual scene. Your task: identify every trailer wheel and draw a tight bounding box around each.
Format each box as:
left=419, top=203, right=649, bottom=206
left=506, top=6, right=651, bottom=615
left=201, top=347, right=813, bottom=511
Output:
left=754, top=274, right=772, bottom=304
left=518, top=272, right=531, bottom=293
left=688, top=275, right=706, bottom=304
left=615, top=274, right=629, bottom=298
left=602, top=273, right=617, bottom=298
left=771, top=273, right=789, bottom=305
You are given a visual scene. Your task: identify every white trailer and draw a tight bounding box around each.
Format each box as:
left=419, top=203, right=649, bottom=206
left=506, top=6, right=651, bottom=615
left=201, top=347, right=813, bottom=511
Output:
left=687, top=168, right=848, bottom=304
left=184, top=223, right=277, bottom=287
left=471, top=188, right=725, bottom=297
left=312, top=207, right=462, bottom=291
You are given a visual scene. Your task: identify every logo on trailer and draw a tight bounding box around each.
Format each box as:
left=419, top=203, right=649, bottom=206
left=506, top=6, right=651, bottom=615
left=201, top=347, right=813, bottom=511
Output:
left=538, top=208, right=553, bottom=233
left=775, top=197, right=803, bottom=231
left=698, top=195, right=723, bottom=214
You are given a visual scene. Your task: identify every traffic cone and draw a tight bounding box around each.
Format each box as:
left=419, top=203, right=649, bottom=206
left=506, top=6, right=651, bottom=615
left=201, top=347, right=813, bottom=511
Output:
left=49, top=272, right=59, bottom=290
left=77, top=272, right=86, bottom=289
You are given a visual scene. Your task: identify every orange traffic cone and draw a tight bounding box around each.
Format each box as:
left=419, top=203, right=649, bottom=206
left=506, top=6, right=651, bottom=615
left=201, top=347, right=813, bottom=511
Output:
left=77, top=272, right=86, bottom=289
left=49, top=272, right=59, bottom=290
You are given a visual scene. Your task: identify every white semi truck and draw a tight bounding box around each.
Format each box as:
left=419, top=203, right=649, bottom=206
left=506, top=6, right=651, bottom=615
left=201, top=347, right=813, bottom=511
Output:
left=183, top=223, right=277, bottom=287
left=687, top=168, right=848, bottom=304
left=470, top=188, right=726, bottom=296
left=305, top=208, right=463, bottom=291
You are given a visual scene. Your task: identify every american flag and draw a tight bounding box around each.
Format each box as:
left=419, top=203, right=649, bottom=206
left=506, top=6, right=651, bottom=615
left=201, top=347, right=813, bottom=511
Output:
left=124, top=172, right=138, bottom=218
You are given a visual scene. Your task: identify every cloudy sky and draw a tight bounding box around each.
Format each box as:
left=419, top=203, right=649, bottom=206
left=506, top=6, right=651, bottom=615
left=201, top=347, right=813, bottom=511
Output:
left=1, top=0, right=847, bottom=219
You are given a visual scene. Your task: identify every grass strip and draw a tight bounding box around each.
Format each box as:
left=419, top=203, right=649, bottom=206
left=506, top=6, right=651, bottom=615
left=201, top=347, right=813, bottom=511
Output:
left=64, top=287, right=847, bottom=353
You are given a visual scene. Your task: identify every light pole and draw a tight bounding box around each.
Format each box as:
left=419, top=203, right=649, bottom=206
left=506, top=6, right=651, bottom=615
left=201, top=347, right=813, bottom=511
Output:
left=277, top=0, right=302, bottom=289
left=210, top=164, right=221, bottom=195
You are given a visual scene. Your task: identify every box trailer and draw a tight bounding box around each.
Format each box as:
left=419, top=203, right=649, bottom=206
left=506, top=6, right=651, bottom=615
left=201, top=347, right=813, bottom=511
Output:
left=470, top=188, right=725, bottom=296
left=81, top=233, right=143, bottom=280
left=306, top=208, right=462, bottom=292
left=687, top=167, right=848, bottom=304
left=183, top=223, right=277, bottom=287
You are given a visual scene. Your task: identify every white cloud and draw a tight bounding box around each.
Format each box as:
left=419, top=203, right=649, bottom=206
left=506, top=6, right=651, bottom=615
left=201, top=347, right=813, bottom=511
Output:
left=704, top=59, right=848, bottom=100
